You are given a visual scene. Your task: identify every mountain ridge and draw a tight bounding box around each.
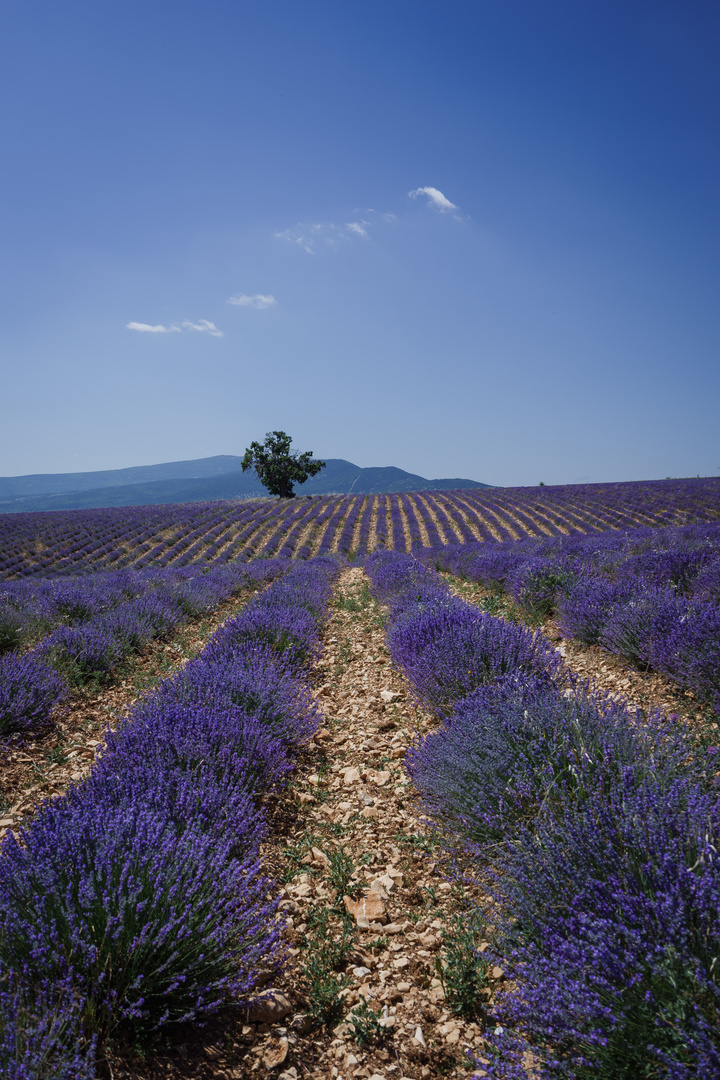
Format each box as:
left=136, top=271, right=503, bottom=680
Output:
left=0, top=456, right=491, bottom=513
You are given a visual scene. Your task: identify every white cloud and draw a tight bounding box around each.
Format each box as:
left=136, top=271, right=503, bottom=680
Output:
left=126, top=321, right=181, bottom=333
left=409, top=186, right=458, bottom=212
left=227, top=293, right=278, bottom=309
left=126, top=319, right=223, bottom=337
left=274, top=219, right=371, bottom=253
left=181, top=319, right=224, bottom=337
left=345, top=221, right=369, bottom=237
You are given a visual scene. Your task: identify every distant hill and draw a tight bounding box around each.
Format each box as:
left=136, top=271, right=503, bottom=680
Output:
left=0, top=456, right=491, bottom=512
left=0, top=455, right=247, bottom=501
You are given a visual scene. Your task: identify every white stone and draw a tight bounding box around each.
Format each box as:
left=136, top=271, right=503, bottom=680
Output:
left=380, top=690, right=401, bottom=703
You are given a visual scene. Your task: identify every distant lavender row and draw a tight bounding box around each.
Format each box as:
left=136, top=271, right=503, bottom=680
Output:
left=366, top=551, right=720, bottom=1079
left=0, top=557, right=338, bottom=1077
left=427, top=521, right=720, bottom=714
left=0, top=561, right=289, bottom=738
left=0, top=562, right=287, bottom=654
left=1, top=477, right=718, bottom=578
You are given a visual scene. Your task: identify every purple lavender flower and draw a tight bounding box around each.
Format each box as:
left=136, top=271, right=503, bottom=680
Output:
left=489, top=780, right=720, bottom=1078
left=0, top=786, right=278, bottom=1042
left=0, top=653, right=67, bottom=736
left=388, top=600, right=561, bottom=715
left=0, top=978, right=96, bottom=1080
left=556, top=576, right=637, bottom=645
left=407, top=677, right=695, bottom=846
left=34, top=625, right=124, bottom=687
left=157, top=643, right=320, bottom=745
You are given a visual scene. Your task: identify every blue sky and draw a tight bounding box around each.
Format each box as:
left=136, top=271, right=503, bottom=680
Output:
left=1, top=0, right=718, bottom=487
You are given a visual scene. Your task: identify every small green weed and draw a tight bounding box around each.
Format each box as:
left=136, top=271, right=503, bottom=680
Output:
left=322, top=821, right=346, bottom=838
left=347, top=998, right=386, bottom=1046
left=423, top=885, right=439, bottom=906
left=301, top=909, right=355, bottom=1027
left=279, top=833, right=316, bottom=883
left=436, top=908, right=491, bottom=1019
left=478, top=595, right=503, bottom=616
left=45, top=744, right=69, bottom=766
left=336, top=591, right=362, bottom=613
left=395, top=832, right=437, bottom=854
left=327, top=847, right=361, bottom=899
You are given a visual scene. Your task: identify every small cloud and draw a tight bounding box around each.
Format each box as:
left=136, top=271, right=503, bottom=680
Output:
left=126, top=321, right=181, bottom=333
left=227, top=293, right=278, bottom=309
left=127, top=319, right=223, bottom=337
left=181, top=319, right=224, bottom=337
left=345, top=221, right=369, bottom=237
left=274, top=219, right=371, bottom=253
left=409, top=186, right=458, bottom=212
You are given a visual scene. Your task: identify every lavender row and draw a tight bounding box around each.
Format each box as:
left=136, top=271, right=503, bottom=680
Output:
left=0, top=501, right=293, bottom=579
left=0, top=561, right=289, bottom=738
left=0, top=563, right=264, bottom=653
left=427, top=521, right=720, bottom=714
left=366, top=551, right=720, bottom=1079
left=0, top=557, right=339, bottom=1077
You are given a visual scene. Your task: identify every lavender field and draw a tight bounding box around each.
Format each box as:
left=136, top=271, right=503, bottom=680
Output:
left=1, top=477, right=719, bottom=579
left=2, top=477, right=720, bottom=1079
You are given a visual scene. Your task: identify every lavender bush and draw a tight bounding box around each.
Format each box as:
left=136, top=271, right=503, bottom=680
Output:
left=598, top=587, right=687, bottom=671
left=35, top=626, right=124, bottom=688
left=489, top=780, right=720, bottom=1079
left=366, top=551, right=561, bottom=715
left=653, top=601, right=720, bottom=712
left=556, top=577, right=637, bottom=645
left=154, top=643, right=320, bottom=745
left=0, top=980, right=95, bottom=1080
left=0, top=603, right=29, bottom=654
left=94, top=702, right=290, bottom=821
left=0, top=654, right=67, bottom=736
left=507, top=557, right=578, bottom=622
left=0, top=788, right=276, bottom=1041
left=407, top=677, right=696, bottom=846
left=388, top=599, right=561, bottom=715
left=691, top=557, right=720, bottom=603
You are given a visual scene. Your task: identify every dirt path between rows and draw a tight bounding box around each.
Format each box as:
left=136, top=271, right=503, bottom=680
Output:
left=255, top=567, right=493, bottom=1080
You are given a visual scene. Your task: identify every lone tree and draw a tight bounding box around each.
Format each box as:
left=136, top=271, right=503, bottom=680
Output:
left=241, top=431, right=326, bottom=498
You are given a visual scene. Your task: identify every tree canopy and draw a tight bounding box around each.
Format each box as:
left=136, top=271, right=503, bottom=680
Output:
left=241, top=431, right=326, bottom=498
